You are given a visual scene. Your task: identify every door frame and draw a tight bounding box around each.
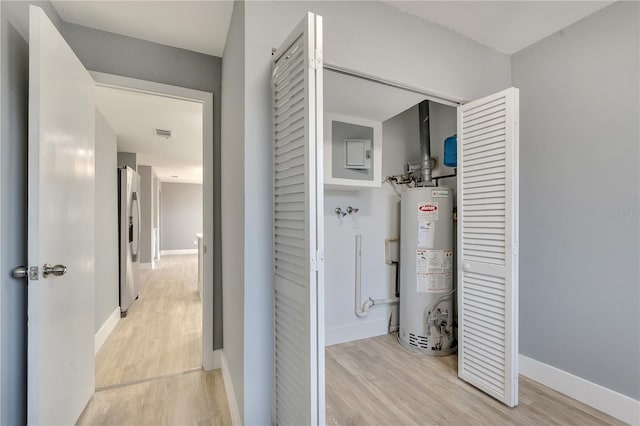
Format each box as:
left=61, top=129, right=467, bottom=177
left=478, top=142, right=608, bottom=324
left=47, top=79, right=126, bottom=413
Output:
left=90, top=71, right=219, bottom=370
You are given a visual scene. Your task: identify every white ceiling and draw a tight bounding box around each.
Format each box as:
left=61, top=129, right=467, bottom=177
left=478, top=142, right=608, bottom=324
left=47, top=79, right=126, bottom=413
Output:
left=51, top=1, right=611, bottom=58
left=96, top=86, right=203, bottom=184
left=324, top=71, right=428, bottom=123
left=382, top=1, right=614, bottom=54
left=52, top=0, right=233, bottom=57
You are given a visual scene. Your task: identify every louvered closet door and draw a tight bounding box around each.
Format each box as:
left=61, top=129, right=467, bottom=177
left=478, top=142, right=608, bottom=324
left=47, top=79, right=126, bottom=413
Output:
left=272, top=12, right=325, bottom=426
left=457, top=88, right=519, bottom=407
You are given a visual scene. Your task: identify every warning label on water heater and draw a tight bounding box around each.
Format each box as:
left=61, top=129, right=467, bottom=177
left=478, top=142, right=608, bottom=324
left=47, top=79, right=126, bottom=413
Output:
left=416, top=249, right=453, bottom=293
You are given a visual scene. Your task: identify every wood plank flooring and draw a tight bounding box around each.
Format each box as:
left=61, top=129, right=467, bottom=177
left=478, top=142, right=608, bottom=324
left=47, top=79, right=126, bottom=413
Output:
left=77, top=369, right=231, bottom=425
left=78, top=255, right=231, bottom=425
left=95, top=255, right=202, bottom=388
left=326, top=334, right=625, bottom=426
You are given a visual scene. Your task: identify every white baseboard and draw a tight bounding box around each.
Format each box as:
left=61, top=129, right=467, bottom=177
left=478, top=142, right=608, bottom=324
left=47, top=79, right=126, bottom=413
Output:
left=203, top=348, right=222, bottom=371
left=160, top=249, right=197, bottom=255
left=519, top=355, right=640, bottom=425
left=325, top=318, right=397, bottom=346
left=221, top=351, right=242, bottom=426
left=94, top=307, right=120, bottom=354
left=139, top=262, right=153, bottom=270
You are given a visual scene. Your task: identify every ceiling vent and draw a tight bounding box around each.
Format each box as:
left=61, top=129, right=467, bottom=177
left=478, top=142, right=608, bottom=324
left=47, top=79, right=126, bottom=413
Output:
left=154, top=128, right=172, bottom=139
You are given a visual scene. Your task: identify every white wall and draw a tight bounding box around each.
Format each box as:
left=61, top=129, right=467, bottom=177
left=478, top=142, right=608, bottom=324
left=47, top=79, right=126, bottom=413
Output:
left=324, top=102, right=457, bottom=346
left=94, top=110, right=119, bottom=333
left=512, top=1, right=639, bottom=400
left=222, top=1, right=511, bottom=421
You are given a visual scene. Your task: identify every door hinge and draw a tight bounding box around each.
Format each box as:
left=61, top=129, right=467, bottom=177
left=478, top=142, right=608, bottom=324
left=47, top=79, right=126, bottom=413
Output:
left=311, top=250, right=324, bottom=272
left=310, top=50, right=323, bottom=71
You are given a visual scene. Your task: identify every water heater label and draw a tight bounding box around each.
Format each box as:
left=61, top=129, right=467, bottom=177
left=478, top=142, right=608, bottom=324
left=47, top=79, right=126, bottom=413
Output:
left=417, top=220, right=435, bottom=248
left=431, top=190, right=449, bottom=198
left=417, top=202, right=439, bottom=221
left=417, top=273, right=453, bottom=293
left=416, top=249, right=454, bottom=293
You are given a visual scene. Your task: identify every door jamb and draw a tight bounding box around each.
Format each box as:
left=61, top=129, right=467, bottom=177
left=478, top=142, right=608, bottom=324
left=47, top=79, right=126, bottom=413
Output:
left=90, top=71, right=219, bottom=370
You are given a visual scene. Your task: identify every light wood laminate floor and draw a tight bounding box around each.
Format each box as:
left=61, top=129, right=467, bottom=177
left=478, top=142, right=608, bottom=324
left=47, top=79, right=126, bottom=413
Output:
left=79, top=255, right=231, bottom=425
left=77, top=369, right=231, bottom=425
left=96, top=254, right=201, bottom=388
left=326, top=334, right=625, bottom=426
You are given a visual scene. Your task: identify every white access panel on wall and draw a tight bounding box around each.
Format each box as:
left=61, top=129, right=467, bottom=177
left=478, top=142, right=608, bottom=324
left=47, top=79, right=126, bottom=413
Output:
left=272, top=12, right=325, bottom=426
left=457, top=87, right=519, bottom=407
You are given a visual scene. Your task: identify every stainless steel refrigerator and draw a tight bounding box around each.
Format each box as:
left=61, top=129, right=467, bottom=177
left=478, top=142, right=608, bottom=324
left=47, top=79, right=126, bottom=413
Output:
left=118, top=166, right=141, bottom=317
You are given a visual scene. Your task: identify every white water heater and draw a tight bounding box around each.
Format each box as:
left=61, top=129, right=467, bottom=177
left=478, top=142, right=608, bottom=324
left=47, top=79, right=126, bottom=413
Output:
left=399, top=186, right=457, bottom=356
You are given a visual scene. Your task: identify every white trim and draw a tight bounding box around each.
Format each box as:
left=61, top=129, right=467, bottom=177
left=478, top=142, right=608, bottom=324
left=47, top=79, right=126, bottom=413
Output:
left=221, top=351, right=242, bottom=426
left=325, top=318, right=394, bottom=346
left=94, top=307, right=120, bottom=354
left=160, top=249, right=197, bottom=255
left=139, top=262, right=152, bottom=270
left=90, top=71, right=217, bottom=375
left=519, top=355, right=640, bottom=425
left=324, top=112, right=383, bottom=189
left=206, top=348, right=222, bottom=370
left=0, top=4, right=3, bottom=420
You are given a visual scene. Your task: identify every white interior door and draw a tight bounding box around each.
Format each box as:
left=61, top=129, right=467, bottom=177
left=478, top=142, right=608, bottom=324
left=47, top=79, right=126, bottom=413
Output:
left=457, top=87, right=519, bottom=407
left=28, top=6, right=95, bottom=424
left=272, top=12, right=325, bottom=426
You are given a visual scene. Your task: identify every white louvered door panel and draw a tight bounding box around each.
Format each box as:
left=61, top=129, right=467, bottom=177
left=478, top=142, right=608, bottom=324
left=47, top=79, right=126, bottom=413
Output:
left=457, top=88, right=519, bottom=407
left=272, top=12, right=324, bottom=426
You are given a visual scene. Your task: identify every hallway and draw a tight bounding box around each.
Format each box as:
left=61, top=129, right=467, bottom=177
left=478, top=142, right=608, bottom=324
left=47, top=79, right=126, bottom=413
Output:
left=96, top=254, right=202, bottom=388
left=78, top=255, right=232, bottom=425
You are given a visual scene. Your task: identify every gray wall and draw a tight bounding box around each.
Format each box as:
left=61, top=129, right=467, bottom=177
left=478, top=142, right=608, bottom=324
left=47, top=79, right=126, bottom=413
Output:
left=94, top=110, right=119, bottom=333
left=160, top=183, right=203, bottom=251
left=512, top=1, right=640, bottom=399
left=138, top=166, right=153, bottom=264
left=221, top=1, right=511, bottom=422
left=221, top=0, right=246, bottom=418
left=152, top=174, right=159, bottom=258
left=0, top=2, right=62, bottom=423
left=117, top=151, right=137, bottom=171
left=63, top=23, right=223, bottom=349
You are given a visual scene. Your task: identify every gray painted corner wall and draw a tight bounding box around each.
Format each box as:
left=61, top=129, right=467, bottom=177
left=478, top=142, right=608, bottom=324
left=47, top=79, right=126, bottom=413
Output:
left=512, top=1, right=640, bottom=399
left=0, top=2, right=62, bottom=423
left=221, top=0, right=246, bottom=419
left=138, top=166, right=153, bottom=264
left=152, top=175, right=159, bottom=231
left=94, top=110, right=119, bottom=332
left=117, top=151, right=137, bottom=171
left=63, top=22, right=224, bottom=349
left=160, top=183, right=203, bottom=251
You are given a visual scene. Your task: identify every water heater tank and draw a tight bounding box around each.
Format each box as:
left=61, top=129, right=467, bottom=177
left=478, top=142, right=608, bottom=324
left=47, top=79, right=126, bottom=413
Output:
left=399, top=187, right=456, bottom=356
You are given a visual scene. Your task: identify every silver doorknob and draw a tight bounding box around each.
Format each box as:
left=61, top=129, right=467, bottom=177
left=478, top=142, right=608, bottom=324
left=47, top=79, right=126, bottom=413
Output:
left=12, top=266, right=28, bottom=279
left=42, top=264, right=67, bottom=278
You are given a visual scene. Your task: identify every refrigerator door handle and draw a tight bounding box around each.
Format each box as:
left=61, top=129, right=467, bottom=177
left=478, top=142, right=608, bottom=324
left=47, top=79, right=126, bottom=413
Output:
left=131, top=191, right=141, bottom=262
